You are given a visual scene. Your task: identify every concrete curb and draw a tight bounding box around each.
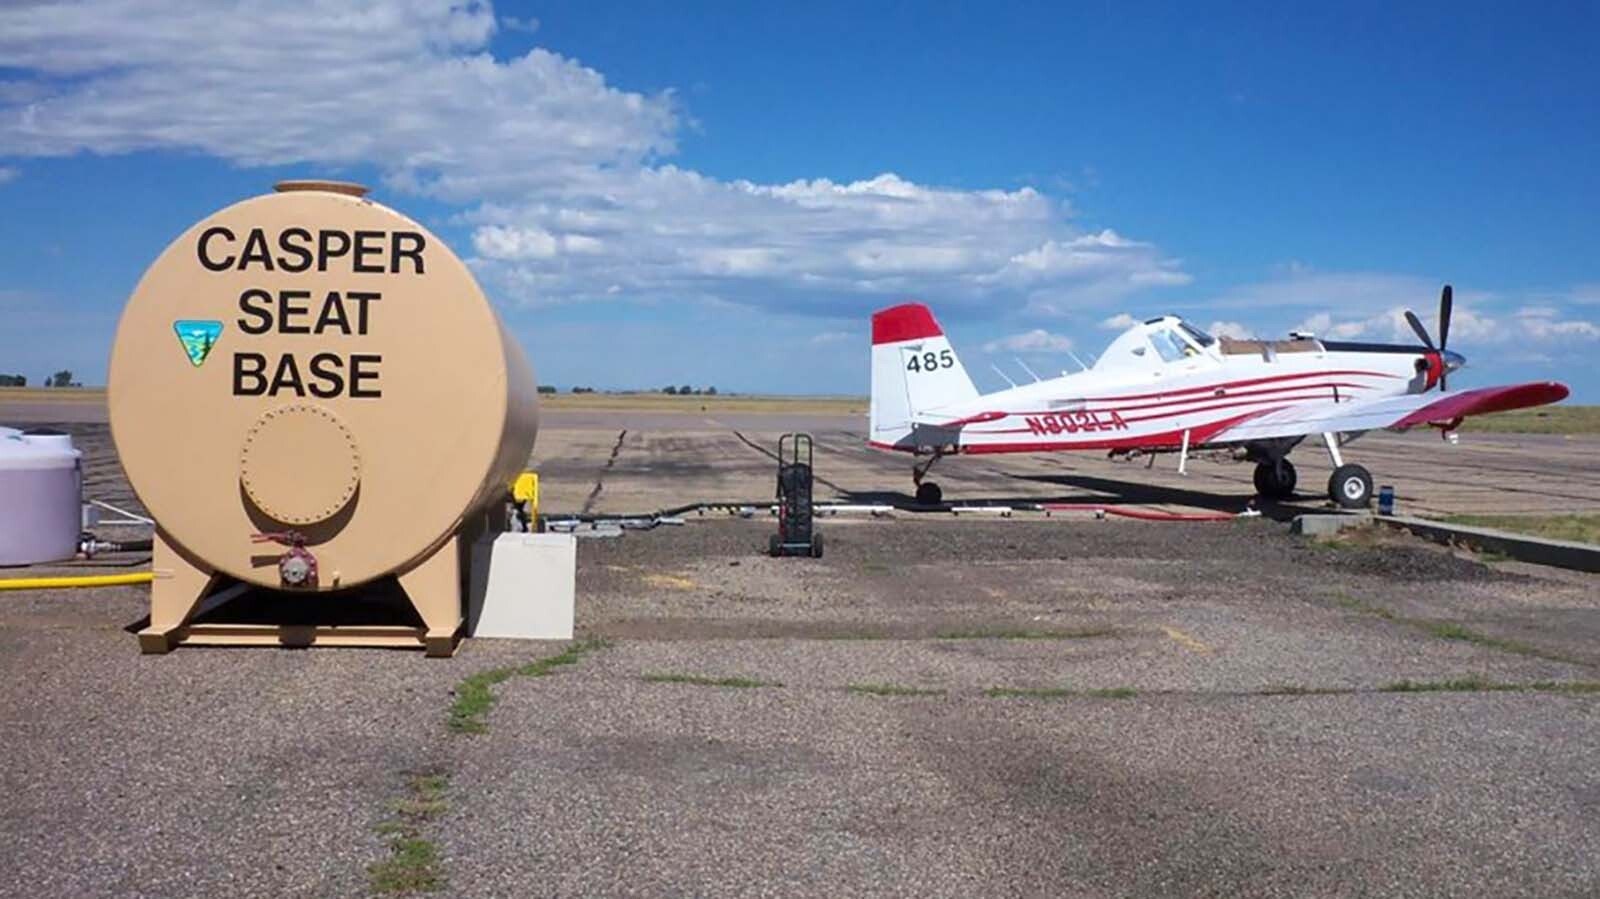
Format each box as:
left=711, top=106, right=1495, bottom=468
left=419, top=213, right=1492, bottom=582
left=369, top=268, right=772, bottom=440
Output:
left=1370, top=514, right=1600, bottom=573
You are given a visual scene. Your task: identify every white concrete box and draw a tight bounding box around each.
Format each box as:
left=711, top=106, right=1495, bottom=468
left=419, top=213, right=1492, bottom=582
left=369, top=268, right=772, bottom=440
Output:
left=467, top=532, right=576, bottom=640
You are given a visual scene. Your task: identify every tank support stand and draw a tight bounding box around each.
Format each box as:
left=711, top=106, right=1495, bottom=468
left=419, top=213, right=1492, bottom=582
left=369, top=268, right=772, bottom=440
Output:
left=136, top=526, right=471, bottom=656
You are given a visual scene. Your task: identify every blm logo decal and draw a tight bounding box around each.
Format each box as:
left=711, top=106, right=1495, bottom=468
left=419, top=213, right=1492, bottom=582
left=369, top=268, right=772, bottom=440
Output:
left=173, top=320, right=223, bottom=367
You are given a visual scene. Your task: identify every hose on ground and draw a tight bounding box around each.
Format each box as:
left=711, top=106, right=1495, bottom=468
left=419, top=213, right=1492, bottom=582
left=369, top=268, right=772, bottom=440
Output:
left=1041, top=503, right=1240, bottom=522
left=0, top=572, right=154, bottom=590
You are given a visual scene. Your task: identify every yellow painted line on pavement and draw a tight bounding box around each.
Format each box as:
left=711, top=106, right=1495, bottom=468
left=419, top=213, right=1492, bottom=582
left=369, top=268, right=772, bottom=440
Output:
left=1161, top=626, right=1213, bottom=654
left=644, top=573, right=698, bottom=590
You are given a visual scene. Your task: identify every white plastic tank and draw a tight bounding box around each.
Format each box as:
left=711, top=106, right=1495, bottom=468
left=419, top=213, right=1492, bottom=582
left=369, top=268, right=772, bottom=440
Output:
left=0, top=427, right=84, bottom=565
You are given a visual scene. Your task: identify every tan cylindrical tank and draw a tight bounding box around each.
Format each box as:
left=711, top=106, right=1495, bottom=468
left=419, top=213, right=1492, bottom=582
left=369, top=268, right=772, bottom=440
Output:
left=109, top=181, right=538, bottom=655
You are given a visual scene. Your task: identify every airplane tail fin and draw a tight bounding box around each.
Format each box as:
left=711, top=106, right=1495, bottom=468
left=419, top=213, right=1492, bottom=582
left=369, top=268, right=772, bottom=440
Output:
left=870, top=302, right=979, bottom=447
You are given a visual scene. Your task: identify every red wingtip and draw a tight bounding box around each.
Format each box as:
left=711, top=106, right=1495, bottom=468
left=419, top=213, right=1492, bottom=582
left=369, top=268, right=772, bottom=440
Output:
left=872, top=302, right=943, bottom=345
left=1394, top=381, right=1570, bottom=429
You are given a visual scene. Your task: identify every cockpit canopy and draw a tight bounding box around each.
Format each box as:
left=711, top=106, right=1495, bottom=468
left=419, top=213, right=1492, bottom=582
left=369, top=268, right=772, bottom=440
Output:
left=1095, top=316, right=1216, bottom=371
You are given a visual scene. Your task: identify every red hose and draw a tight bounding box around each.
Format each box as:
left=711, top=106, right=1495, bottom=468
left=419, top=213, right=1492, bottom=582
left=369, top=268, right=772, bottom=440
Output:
left=1040, top=503, right=1238, bottom=522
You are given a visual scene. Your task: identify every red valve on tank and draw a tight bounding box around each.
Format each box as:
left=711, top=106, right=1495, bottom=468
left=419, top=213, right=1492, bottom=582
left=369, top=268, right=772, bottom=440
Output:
left=251, top=531, right=319, bottom=589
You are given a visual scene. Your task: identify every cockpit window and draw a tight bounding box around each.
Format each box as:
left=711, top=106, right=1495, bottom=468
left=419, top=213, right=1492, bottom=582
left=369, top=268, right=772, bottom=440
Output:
left=1177, top=320, right=1216, bottom=347
left=1148, top=328, right=1192, bottom=363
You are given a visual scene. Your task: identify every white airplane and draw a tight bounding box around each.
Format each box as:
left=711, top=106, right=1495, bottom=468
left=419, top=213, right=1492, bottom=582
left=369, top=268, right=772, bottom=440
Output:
left=868, top=286, right=1569, bottom=507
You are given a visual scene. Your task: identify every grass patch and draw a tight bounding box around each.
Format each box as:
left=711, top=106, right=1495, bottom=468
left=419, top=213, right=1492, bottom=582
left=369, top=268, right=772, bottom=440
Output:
left=0, top=386, right=105, bottom=402
left=1441, top=513, right=1600, bottom=546
left=1382, top=676, right=1600, bottom=694
left=983, top=685, right=1136, bottom=699
left=1462, top=405, right=1600, bottom=435
left=368, top=771, right=450, bottom=894
left=641, top=673, right=781, bottom=688
left=846, top=683, right=945, bottom=697
left=539, top=392, right=866, bottom=415
left=1424, top=622, right=1554, bottom=659
left=1084, top=686, right=1138, bottom=699
left=1330, top=594, right=1579, bottom=666
left=936, top=626, right=1116, bottom=640
left=447, top=638, right=608, bottom=735
left=369, top=839, right=441, bottom=894
left=1383, top=675, right=1521, bottom=693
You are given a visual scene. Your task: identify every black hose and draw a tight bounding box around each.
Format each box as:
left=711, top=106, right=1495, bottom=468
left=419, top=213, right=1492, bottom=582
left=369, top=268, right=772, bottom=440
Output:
left=107, top=538, right=153, bottom=553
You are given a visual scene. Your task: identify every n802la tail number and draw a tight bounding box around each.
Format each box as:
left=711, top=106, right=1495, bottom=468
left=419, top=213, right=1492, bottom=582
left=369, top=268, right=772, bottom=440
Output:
left=906, top=350, right=954, bottom=373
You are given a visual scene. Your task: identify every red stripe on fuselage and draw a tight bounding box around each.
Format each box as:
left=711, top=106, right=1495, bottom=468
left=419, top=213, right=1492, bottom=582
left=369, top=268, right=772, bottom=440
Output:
left=1003, top=369, right=1400, bottom=413
left=967, top=383, right=1378, bottom=434
left=959, top=409, right=1278, bottom=454
left=1074, top=380, right=1374, bottom=416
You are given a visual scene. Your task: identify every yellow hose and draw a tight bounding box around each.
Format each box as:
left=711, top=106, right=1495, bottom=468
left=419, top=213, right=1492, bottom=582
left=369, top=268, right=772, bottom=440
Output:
left=0, top=572, right=154, bottom=590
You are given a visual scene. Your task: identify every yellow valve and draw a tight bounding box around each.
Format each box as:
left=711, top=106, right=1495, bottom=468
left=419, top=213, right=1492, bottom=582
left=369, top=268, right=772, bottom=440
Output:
left=0, top=572, right=155, bottom=590
left=511, top=471, right=540, bottom=529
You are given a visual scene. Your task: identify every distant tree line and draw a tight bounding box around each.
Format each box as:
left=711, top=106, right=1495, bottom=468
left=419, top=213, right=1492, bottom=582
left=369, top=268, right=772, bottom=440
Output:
left=529, top=384, right=724, bottom=395
left=2, top=370, right=80, bottom=387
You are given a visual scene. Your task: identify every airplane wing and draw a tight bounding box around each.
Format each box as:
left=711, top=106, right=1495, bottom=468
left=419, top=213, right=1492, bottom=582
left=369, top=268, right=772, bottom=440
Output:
left=1212, top=381, right=1569, bottom=443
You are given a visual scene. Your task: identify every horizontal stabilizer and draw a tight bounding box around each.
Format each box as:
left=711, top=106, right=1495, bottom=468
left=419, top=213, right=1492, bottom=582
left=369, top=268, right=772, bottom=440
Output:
left=912, top=410, right=1006, bottom=429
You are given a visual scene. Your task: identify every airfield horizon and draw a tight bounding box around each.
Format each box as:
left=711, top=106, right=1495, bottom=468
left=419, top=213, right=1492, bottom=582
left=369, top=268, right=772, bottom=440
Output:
left=3, top=386, right=1596, bottom=433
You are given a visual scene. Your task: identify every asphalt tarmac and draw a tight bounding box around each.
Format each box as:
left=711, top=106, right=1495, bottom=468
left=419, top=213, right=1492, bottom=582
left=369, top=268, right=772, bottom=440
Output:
left=7, top=395, right=1598, bottom=517
left=530, top=409, right=1600, bottom=519
left=2, top=406, right=1598, bottom=897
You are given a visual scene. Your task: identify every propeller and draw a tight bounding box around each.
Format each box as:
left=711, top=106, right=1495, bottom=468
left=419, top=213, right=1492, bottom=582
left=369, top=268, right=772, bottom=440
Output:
left=1402, top=284, right=1456, bottom=390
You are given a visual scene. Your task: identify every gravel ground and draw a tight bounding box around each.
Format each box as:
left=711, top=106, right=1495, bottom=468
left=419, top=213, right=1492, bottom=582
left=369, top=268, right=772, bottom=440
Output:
left=3, top=511, right=1600, bottom=895
left=4, top=495, right=1600, bottom=895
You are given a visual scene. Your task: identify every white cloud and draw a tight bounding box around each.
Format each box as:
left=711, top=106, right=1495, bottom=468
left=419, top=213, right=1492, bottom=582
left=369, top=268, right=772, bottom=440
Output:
left=0, top=3, right=677, bottom=201
left=1206, top=271, right=1447, bottom=314
left=809, top=331, right=853, bottom=345
left=463, top=170, right=1187, bottom=312
left=0, top=1, right=1187, bottom=319
left=0, top=166, right=16, bottom=185
left=982, top=329, right=1074, bottom=353
left=1290, top=303, right=1597, bottom=346
left=1512, top=306, right=1600, bottom=340
left=1290, top=308, right=1412, bottom=341
left=1100, top=312, right=1139, bottom=330
left=1206, top=320, right=1251, bottom=339
left=1201, top=272, right=1600, bottom=357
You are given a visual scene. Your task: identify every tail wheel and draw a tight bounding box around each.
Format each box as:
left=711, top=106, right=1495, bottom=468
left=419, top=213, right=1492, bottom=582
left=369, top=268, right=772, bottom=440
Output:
left=1252, top=460, right=1297, bottom=499
left=1328, top=464, right=1374, bottom=509
left=915, top=481, right=943, bottom=506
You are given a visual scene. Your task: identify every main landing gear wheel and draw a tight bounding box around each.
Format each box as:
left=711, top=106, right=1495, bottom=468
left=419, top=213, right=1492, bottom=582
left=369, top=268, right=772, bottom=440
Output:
left=768, top=534, right=782, bottom=557
left=810, top=532, right=824, bottom=559
left=1328, top=464, right=1374, bottom=509
left=1252, top=460, right=1297, bottom=500
left=915, top=481, right=943, bottom=506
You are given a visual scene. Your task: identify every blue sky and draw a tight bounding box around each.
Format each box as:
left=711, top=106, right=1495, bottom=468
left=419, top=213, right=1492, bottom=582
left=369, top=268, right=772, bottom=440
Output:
left=2, top=1, right=1597, bottom=397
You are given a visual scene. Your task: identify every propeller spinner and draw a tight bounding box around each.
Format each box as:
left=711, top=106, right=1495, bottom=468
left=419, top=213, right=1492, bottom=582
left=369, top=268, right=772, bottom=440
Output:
left=1404, top=285, right=1462, bottom=391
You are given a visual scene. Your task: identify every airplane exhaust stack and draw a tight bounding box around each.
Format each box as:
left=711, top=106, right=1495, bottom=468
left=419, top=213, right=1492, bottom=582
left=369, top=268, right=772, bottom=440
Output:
left=108, top=181, right=539, bottom=656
